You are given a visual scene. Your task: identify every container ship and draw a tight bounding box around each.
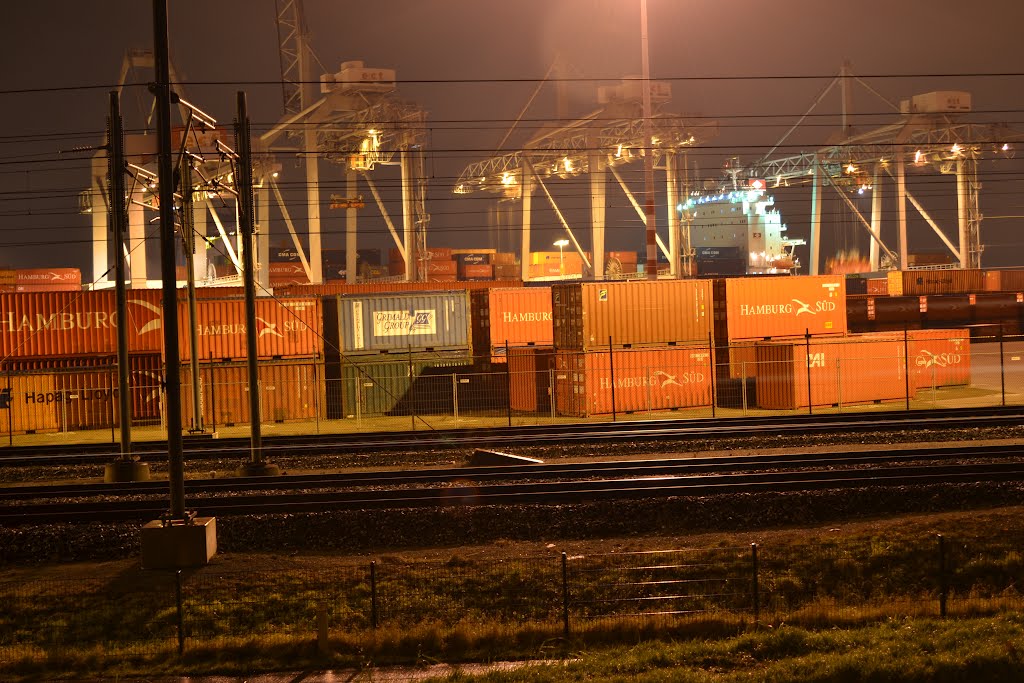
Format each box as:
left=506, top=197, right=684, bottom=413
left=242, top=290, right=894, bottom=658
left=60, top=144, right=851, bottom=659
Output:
left=684, top=180, right=805, bottom=276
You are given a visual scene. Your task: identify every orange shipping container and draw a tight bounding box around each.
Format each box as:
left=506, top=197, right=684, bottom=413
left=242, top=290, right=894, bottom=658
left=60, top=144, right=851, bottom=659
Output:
left=0, top=290, right=164, bottom=358
left=180, top=360, right=322, bottom=428
left=722, top=275, right=846, bottom=341
left=426, top=260, right=457, bottom=275
left=278, top=280, right=523, bottom=297
left=552, top=280, right=713, bottom=351
left=179, top=297, right=322, bottom=361
left=508, top=347, right=555, bottom=412
left=866, top=278, right=889, bottom=295
left=607, top=251, right=639, bottom=264
left=862, top=329, right=971, bottom=389
left=755, top=337, right=910, bottom=410
left=554, top=346, right=713, bottom=417
left=0, top=374, right=59, bottom=434
left=492, top=252, right=516, bottom=266
left=471, top=287, right=553, bottom=359
left=427, top=273, right=458, bottom=283
left=887, top=269, right=985, bottom=296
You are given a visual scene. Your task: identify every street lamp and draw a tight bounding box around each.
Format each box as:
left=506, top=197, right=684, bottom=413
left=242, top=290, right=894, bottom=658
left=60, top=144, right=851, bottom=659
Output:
left=639, top=0, right=657, bottom=280
left=554, top=239, right=569, bottom=275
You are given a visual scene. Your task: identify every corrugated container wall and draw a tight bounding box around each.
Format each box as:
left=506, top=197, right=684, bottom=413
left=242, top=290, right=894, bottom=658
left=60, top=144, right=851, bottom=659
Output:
left=862, top=329, right=971, bottom=389
left=554, top=346, right=714, bottom=417
left=985, top=270, right=1024, bottom=292
left=278, top=279, right=523, bottom=297
left=0, top=290, right=164, bottom=358
left=552, top=280, right=713, bottom=351
left=334, top=291, right=471, bottom=355
left=722, top=275, right=847, bottom=341
left=508, top=347, right=555, bottom=412
left=181, top=360, right=322, bottom=428
left=887, top=269, right=986, bottom=296
left=472, top=287, right=553, bottom=359
left=334, top=354, right=473, bottom=417
left=755, top=337, right=909, bottom=409
left=180, top=297, right=322, bottom=361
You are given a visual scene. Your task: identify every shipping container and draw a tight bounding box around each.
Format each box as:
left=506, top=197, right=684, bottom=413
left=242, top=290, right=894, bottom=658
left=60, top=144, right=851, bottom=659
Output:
left=552, top=280, right=713, bottom=351
left=607, top=251, right=639, bottom=264
left=494, top=264, right=519, bottom=279
left=425, top=260, right=457, bottom=275
left=528, top=264, right=566, bottom=278
left=755, top=337, right=910, bottom=410
left=1, top=354, right=163, bottom=432
left=508, top=347, right=555, bottom=413
left=720, top=275, right=847, bottom=341
left=0, top=374, right=59, bottom=435
left=181, top=360, right=322, bottom=428
left=427, top=274, right=458, bottom=283
left=179, top=297, right=322, bottom=361
left=0, top=289, right=164, bottom=358
left=554, top=346, right=713, bottom=417
left=887, top=269, right=986, bottom=296
left=333, top=290, right=471, bottom=355
left=471, top=287, right=554, bottom=360
left=866, top=278, right=888, bottom=295
left=333, top=353, right=473, bottom=418
left=16, top=268, right=82, bottom=287
left=455, top=253, right=491, bottom=266
left=492, top=252, right=516, bottom=266
left=459, top=263, right=493, bottom=280
left=277, top=279, right=523, bottom=297
left=845, top=277, right=868, bottom=295
left=0, top=270, right=15, bottom=286
left=985, top=270, right=1024, bottom=292
left=862, top=329, right=971, bottom=389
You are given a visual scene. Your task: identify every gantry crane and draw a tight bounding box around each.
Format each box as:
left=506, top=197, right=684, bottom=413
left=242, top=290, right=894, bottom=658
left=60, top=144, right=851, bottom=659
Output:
left=453, top=75, right=716, bottom=280
left=263, top=0, right=429, bottom=283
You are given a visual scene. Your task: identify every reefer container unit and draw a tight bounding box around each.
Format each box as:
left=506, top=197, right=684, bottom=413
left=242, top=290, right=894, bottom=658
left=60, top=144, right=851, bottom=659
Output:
left=718, top=275, right=847, bottom=341
left=0, top=290, right=164, bottom=358
left=508, top=347, right=555, bottom=413
left=471, top=287, right=553, bottom=360
left=180, top=360, right=323, bottom=428
left=755, top=337, right=910, bottom=410
left=333, top=291, right=471, bottom=355
left=887, top=269, right=986, bottom=296
left=179, top=297, right=322, bottom=361
left=552, top=280, right=713, bottom=351
left=554, top=346, right=714, bottom=417
left=334, top=353, right=473, bottom=418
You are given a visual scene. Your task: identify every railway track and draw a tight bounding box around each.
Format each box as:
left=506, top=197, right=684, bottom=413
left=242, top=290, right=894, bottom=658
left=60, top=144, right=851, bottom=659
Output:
left=2, top=405, right=1024, bottom=467
left=5, top=443, right=1024, bottom=525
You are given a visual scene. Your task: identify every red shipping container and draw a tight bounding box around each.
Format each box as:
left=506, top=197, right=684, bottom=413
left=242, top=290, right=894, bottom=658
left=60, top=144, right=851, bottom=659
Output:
left=427, top=273, right=458, bottom=282
left=278, top=280, right=524, bottom=297
left=427, top=260, right=457, bottom=275
left=492, top=252, right=516, bottom=266
left=460, top=263, right=493, bottom=280
left=866, top=278, right=889, bottom=295
left=723, top=275, right=847, bottom=341
left=472, top=287, right=553, bottom=359
left=16, top=268, right=82, bottom=286
left=554, top=346, right=713, bottom=416
left=607, top=251, right=639, bottom=264
left=179, top=297, right=322, bottom=361
left=426, top=247, right=453, bottom=260
left=755, top=337, right=910, bottom=409
left=0, top=290, right=164, bottom=358
left=985, top=270, right=1024, bottom=292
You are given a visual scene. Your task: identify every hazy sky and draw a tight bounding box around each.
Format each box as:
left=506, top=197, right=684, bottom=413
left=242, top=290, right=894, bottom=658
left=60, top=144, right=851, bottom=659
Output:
left=2, top=0, right=1023, bottom=277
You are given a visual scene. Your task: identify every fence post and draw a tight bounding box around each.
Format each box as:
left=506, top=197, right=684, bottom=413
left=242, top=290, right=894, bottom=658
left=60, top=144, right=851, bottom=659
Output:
left=370, top=560, right=378, bottom=629
left=408, top=344, right=415, bottom=432
left=108, top=368, right=116, bottom=444
left=805, top=329, right=813, bottom=416
left=751, top=543, right=760, bottom=627
left=938, top=534, right=947, bottom=618
left=175, top=569, right=185, bottom=655
left=904, top=327, right=911, bottom=411
left=608, top=336, right=616, bottom=422
left=312, top=356, right=320, bottom=434
left=999, top=327, right=1007, bottom=405
left=317, top=601, right=329, bottom=653
left=549, top=367, right=556, bottom=419
left=505, top=340, right=512, bottom=427
left=561, top=552, right=570, bottom=637
left=6, top=366, right=12, bottom=446
left=708, top=333, right=716, bottom=418
left=452, top=373, right=459, bottom=425
left=741, top=361, right=747, bottom=416
left=208, top=352, right=216, bottom=434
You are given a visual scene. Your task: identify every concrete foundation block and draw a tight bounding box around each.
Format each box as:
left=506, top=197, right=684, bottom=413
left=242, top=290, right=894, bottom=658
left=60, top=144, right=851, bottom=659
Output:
left=141, top=516, right=217, bottom=569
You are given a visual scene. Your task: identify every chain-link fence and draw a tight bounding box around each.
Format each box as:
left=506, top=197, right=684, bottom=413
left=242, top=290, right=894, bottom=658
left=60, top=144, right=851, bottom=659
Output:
left=4, top=534, right=1024, bottom=665
left=1, top=332, right=1022, bottom=445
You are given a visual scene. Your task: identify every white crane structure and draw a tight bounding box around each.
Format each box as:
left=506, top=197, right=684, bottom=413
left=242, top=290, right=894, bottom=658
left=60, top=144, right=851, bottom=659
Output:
left=83, top=49, right=259, bottom=290
left=454, top=77, right=717, bottom=280
left=262, top=0, right=429, bottom=283
left=743, top=66, right=1018, bottom=274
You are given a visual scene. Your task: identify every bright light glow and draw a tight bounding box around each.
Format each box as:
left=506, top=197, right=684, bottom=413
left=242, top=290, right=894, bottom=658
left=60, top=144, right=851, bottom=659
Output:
left=914, top=150, right=923, bottom=164
left=615, top=143, right=624, bottom=158
left=501, top=172, right=516, bottom=186
left=553, top=239, right=569, bottom=248
left=1003, top=143, right=1011, bottom=152
left=562, top=157, right=574, bottom=174
left=271, top=171, right=279, bottom=179
left=857, top=187, right=864, bottom=195
left=846, top=163, right=857, bottom=174
left=951, top=143, right=962, bottom=155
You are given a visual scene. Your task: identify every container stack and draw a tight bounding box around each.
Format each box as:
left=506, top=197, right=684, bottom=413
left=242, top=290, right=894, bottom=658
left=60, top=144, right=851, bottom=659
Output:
left=323, top=290, right=474, bottom=420
left=550, top=280, right=715, bottom=417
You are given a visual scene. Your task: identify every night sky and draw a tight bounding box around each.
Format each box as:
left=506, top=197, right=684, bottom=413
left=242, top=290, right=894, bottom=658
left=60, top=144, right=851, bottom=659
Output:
left=2, top=1, right=1023, bottom=278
